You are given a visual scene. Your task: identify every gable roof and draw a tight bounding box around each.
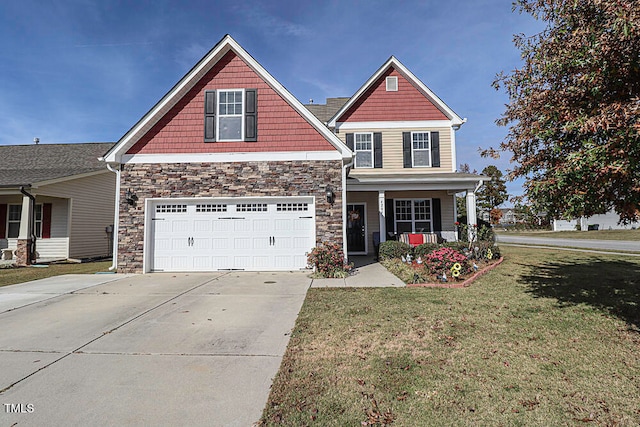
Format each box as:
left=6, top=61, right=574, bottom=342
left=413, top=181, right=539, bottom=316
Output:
left=327, top=56, right=465, bottom=128
left=102, top=35, right=351, bottom=163
left=0, top=142, right=115, bottom=188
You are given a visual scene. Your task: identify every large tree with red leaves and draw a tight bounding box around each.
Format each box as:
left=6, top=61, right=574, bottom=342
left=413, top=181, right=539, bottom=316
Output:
left=491, top=0, right=640, bottom=223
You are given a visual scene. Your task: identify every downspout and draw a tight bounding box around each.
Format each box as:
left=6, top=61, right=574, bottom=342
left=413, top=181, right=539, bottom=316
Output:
left=19, top=186, right=37, bottom=264
left=342, top=156, right=354, bottom=260
left=105, top=163, right=120, bottom=271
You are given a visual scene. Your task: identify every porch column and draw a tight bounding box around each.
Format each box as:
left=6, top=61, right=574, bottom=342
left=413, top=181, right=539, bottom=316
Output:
left=466, top=190, right=477, bottom=242
left=378, top=191, right=386, bottom=243
left=16, top=194, right=34, bottom=266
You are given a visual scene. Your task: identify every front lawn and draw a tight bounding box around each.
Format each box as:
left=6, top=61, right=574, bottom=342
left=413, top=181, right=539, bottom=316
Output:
left=259, top=246, right=640, bottom=426
left=0, top=261, right=112, bottom=287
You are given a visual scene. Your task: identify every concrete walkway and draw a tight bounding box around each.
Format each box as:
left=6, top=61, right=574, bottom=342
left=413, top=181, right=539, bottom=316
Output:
left=311, top=256, right=405, bottom=288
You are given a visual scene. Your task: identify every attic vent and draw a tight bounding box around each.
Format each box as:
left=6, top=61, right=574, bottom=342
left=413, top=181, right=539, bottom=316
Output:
left=386, top=76, right=398, bottom=92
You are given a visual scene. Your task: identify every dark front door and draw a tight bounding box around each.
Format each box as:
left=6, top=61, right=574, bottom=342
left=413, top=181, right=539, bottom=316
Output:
left=347, top=203, right=366, bottom=253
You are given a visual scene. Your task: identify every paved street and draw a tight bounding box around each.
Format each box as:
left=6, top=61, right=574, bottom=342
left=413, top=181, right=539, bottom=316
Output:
left=0, top=272, right=310, bottom=426
left=496, top=234, right=640, bottom=253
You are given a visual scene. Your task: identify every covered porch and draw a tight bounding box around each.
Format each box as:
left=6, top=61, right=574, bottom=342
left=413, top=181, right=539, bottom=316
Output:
left=345, top=172, right=484, bottom=255
left=0, top=190, right=71, bottom=265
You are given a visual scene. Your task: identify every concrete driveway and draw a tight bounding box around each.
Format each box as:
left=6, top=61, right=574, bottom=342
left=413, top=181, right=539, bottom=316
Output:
left=0, top=272, right=310, bottom=426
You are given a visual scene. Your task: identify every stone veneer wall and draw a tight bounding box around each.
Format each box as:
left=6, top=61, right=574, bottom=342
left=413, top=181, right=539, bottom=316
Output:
left=15, top=239, right=30, bottom=266
left=117, top=160, right=343, bottom=273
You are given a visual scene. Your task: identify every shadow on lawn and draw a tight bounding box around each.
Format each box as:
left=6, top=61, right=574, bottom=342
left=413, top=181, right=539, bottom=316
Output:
left=521, top=258, right=640, bottom=331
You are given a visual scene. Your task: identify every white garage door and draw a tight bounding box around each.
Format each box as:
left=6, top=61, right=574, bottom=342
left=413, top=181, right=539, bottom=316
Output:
left=149, top=198, right=315, bottom=272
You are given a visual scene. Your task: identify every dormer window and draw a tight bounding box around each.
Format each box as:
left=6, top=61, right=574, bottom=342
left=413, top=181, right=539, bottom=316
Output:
left=204, top=89, right=257, bottom=142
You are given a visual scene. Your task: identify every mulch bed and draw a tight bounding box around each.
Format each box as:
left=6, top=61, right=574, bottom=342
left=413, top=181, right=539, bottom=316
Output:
left=406, top=257, right=505, bottom=288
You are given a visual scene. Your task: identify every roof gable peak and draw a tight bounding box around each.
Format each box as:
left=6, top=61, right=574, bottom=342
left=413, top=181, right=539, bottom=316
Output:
left=327, top=56, right=464, bottom=127
left=103, top=35, right=350, bottom=163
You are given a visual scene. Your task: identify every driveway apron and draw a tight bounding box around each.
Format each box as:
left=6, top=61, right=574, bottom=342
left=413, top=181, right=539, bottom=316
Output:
left=0, top=272, right=310, bottom=426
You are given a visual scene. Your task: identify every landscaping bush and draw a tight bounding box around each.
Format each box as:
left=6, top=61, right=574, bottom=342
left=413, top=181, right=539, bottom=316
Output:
left=306, top=242, right=353, bottom=278
left=378, top=240, right=412, bottom=260
left=413, top=242, right=440, bottom=258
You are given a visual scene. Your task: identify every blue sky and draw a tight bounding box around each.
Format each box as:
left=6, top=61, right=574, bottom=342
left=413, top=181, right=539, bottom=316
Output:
left=0, top=0, right=543, bottom=199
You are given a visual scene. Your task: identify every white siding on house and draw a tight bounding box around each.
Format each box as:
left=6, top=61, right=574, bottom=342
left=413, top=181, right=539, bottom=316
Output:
left=36, top=171, right=115, bottom=259
left=5, top=237, right=70, bottom=259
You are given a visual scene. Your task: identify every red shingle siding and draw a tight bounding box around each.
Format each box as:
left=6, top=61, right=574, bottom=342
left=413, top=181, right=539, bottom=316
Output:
left=127, top=51, right=335, bottom=154
left=337, top=68, right=449, bottom=122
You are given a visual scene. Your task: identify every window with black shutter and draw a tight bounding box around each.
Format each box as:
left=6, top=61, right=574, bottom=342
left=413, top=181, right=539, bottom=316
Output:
left=402, top=131, right=440, bottom=168
left=204, top=89, right=257, bottom=142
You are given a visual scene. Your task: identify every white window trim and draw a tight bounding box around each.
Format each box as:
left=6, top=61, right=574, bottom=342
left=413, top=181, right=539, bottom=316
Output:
left=217, top=88, right=245, bottom=142
left=7, top=204, right=42, bottom=239
left=394, top=199, right=432, bottom=233
left=354, top=132, right=374, bottom=169
left=386, top=76, right=398, bottom=91
left=411, top=131, right=431, bottom=168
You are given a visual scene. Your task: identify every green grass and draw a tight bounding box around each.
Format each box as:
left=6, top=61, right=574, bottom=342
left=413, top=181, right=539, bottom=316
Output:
left=0, top=261, right=112, bottom=287
left=259, top=246, right=640, bottom=426
left=497, top=229, right=640, bottom=241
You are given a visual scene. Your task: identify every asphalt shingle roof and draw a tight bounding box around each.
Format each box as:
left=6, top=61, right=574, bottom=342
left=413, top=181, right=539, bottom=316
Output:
left=0, top=142, right=115, bottom=187
left=304, top=97, right=350, bottom=123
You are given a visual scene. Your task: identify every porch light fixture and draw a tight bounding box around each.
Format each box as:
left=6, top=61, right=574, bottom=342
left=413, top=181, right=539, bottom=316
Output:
left=325, top=185, right=335, bottom=205
left=124, top=189, right=138, bottom=206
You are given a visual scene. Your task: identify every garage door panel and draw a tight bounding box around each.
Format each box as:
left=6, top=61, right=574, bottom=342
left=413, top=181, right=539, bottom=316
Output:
left=172, top=238, right=189, bottom=250
left=171, top=256, right=190, bottom=270
left=253, top=219, right=270, bottom=232
left=212, top=220, right=228, bottom=232
left=150, top=198, right=315, bottom=272
left=294, top=218, right=312, bottom=231
left=193, top=220, right=211, bottom=232
left=211, top=238, right=229, bottom=250
left=274, top=219, right=291, bottom=231
left=293, top=237, right=310, bottom=249
left=234, top=238, right=252, bottom=250
left=234, top=220, right=251, bottom=232
left=172, top=220, right=189, bottom=232
left=253, top=237, right=269, bottom=250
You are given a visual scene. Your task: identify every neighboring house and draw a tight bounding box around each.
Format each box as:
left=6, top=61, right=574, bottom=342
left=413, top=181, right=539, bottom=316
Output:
left=101, top=35, right=484, bottom=273
left=480, top=208, right=520, bottom=225
left=0, top=143, right=116, bottom=264
left=553, top=211, right=638, bottom=231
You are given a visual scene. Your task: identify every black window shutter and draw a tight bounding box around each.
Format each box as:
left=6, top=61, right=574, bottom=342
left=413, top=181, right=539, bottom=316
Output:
left=245, top=89, right=257, bottom=142
left=432, top=198, right=442, bottom=232
left=373, top=132, right=383, bottom=168
left=402, top=132, right=412, bottom=168
left=0, top=204, right=6, bottom=239
left=345, top=133, right=354, bottom=151
left=204, top=90, right=216, bottom=142
left=385, top=199, right=395, bottom=236
left=431, top=131, right=440, bottom=167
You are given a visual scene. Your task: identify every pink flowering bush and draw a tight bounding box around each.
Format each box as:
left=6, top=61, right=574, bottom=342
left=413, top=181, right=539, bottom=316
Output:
left=424, top=247, right=469, bottom=275
left=307, top=242, right=353, bottom=278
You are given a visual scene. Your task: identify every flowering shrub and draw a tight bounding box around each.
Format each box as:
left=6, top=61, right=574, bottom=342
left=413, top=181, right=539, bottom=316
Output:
left=424, top=247, right=469, bottom=275
left=307, top=242, right=353, bottom=278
